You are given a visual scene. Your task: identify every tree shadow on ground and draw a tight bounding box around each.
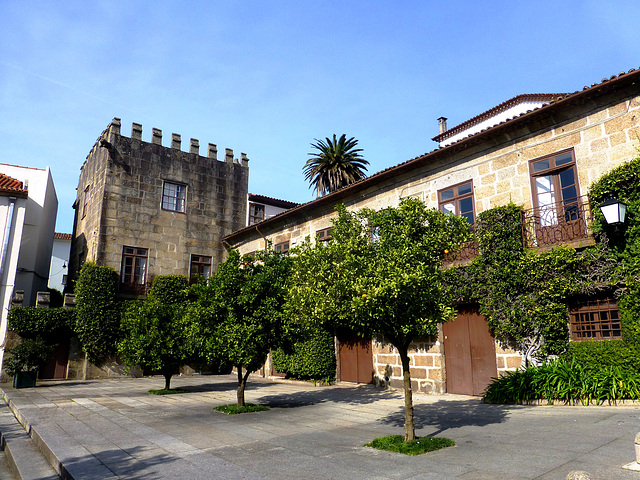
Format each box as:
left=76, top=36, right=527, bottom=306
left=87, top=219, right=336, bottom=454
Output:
left=256, top=383, right=401, bottom=408
left=179, top=381, right=274, bottom=394
left=60, top=445, right=177, bottom=480
left=378, top=399, right=530, bottom=436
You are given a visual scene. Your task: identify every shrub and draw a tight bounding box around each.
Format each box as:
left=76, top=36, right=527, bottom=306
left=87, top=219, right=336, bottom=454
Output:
left=8, top=307, right=74, bottom=340
left=4, top=338, right=53, bottom=376
left=74, top=262, right=121, bottom=363
left=271, top=327, right=336, bottom=381
left=483, top=358, right=640, bottom=404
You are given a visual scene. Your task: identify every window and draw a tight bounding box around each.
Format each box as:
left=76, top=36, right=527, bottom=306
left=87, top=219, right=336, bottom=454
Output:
left=190, top=255, right=212, bottom=282
left=249, top=203, right=265, bottom=225
left=274, top=241, right=289, bottom=254
left=120, top=246, right=148, bottom=293
left=530, top=151, right=580, bottom=227
left=162, top=181, right=186, bottom=212
left=438, top=181, right=475, bottom=225
left=316, top=227, right=332, bottom=244
left=82, top=186, right=90, bottom=219
left=570, top=298, right=621, bottom=341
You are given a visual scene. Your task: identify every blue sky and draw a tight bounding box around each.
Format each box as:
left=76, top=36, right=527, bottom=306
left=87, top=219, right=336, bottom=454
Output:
left=1, top=1, right=640, bottom=233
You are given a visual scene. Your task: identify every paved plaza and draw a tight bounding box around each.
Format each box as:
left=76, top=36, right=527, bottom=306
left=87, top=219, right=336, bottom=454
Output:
left=1, top=374, right=639, bottom=479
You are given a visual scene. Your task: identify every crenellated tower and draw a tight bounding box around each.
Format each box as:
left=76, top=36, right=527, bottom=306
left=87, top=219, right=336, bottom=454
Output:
left=69, top=118, right=249, bottom=295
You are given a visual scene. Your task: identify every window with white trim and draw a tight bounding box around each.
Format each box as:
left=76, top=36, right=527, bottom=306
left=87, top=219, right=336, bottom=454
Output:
left=162, top=181, right=186, bottom=212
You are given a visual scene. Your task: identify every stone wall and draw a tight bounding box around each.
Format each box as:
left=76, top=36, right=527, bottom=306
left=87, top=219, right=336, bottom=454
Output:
left=228, top=80, right=640, bottom=393
left=70, top=118, right=249, bottom=289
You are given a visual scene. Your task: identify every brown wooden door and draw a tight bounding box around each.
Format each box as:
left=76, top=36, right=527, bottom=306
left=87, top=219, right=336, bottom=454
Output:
left=443, top=308, right=497, bottom=396
left=39, top=340, right=69, bottom=379
left=339, top=336, right=373, bottom=384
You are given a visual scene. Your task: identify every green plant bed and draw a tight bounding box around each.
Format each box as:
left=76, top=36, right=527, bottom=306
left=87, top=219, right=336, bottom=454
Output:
left=482, top=359, right=640, bottom=405
left=148, top=389, right=189, bottom=395
left=365, top=435, right=455, bottom=455
left=213, top=403, right=270, bottom=414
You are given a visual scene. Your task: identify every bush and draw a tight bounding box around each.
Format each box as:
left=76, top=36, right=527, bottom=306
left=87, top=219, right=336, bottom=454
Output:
left=562, top=340, right=640, bottom=372
left=272, top=328, right=336, bottom=381
left=4, top=338, right=53, bottom=376
left=8, top=307, right=74, bottom=340
left=483, top=358, right=640, bottom=404
left=74, top=262, right=121, bottom=363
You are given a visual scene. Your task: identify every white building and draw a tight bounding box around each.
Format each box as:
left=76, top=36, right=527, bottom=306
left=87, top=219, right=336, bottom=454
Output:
left=247, top=193, right=298, bottom=226
left=0, top=164, right=57, bottom=375
left=48, top=233, right=71, bottom=293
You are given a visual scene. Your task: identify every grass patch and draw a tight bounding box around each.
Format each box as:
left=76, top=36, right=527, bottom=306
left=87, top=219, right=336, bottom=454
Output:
left=365, top=435, right=455, bottom=455
left=213, top=403, right=270, bottom=414
left=148, top=388, right=189, bottom=395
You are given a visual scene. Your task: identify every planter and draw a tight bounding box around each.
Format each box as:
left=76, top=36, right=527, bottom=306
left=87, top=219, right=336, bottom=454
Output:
left=13, top=370, right=37, bottom=389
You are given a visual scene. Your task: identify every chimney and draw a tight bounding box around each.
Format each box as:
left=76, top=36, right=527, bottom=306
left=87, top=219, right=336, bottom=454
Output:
left=438, top=117, right=448, bottom=135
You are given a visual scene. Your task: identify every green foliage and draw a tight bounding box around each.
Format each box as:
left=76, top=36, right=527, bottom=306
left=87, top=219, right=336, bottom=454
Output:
left=482, top=358, right=640, bottom=404
left=451, top=203, right=615, bottom=363
left=213, top=403, right=270, bottom=414
left=8, top=307, right=74, bottom=340
left=118, top=275, right=191, bottom=390
left=271, top=327, right=336, bottom=381
left=4, top=338, right=53, bottom=376
left=589, top=154, right=640, bottom=348
left=304, top=134, right=369, bottom=196
left=186, top=248, right=292, bottom=405
left=290, top=198, right=472, bottom=441
left=74, top=262, right=121, bottom=363
left=364, top=435, right=455, bottom=455
left=562, top=340, right=640, bottom=372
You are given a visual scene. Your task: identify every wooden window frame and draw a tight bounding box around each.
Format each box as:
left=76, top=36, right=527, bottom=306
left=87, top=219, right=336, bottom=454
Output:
left=249, top=202, right=265, bottom=225
left=316, top=227, right=332, bottom=244
left=528, top=149, right=580, bottom=220
left=570, top=298, right=621, bottom=341
left=438, top=180, right=475, bottom=226
left=190, top=254, right=212, bottom=283
left=120, top=246, right=148, bottom=289
left=274, top=241, right=289, bottom=254
left=161, top=181, right=187, bottom=213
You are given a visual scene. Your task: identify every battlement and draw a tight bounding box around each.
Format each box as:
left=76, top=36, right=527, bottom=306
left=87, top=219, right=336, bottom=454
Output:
left=85, top=117, right=249, bottom=168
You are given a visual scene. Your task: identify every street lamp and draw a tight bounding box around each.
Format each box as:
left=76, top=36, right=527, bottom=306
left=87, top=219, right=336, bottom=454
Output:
left=598, top=195, right=627, bottom=231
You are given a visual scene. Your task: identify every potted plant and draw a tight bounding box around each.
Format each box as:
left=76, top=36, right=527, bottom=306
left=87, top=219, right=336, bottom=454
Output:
left=5, top=338, right=53, bottom=388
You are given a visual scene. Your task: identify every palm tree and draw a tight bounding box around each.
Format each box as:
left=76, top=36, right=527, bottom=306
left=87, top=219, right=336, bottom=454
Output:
left=303, top=134, right=369, bottom=197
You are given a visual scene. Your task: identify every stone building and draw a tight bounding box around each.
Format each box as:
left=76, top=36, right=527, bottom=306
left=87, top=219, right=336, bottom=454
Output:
left=224, top=68, right=640, bottom=395
left=69, top=118, right=249, bottom=293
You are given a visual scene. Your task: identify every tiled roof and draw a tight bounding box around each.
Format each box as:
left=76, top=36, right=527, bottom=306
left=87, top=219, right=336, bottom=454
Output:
left=248, top=193, right=299, bottom=209
left=0, top=173, right=28, bottom=197
left=225, top=67, right=640, bottom=243
left=432, top=93, right=566, bottom=143
left=54, top=233, right=72, bottom=240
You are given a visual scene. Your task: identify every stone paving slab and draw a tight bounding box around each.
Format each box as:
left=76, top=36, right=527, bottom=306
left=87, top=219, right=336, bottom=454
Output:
left=0, top=374, right=639, bottom=479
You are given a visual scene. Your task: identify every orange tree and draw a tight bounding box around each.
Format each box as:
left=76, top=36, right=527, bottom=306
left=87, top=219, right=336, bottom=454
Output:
left=186, top=249, right=292, bottom=406
left=289, top=198, right=471, bottom=441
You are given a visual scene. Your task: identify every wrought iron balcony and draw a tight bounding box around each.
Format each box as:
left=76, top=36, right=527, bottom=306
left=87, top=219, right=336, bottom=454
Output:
left=521, top=196, right=593, bottom=249
left=444, top=226, right=479, bottom=265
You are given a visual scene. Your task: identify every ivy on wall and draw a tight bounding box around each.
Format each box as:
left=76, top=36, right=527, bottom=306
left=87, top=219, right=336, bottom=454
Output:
left=447, top=153, right=640, bottom=368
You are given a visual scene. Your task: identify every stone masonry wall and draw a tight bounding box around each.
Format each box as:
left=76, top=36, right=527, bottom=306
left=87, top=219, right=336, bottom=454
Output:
left=70, top=118, right=249, bottom=289
left=229, top=85, right=640, bottom=393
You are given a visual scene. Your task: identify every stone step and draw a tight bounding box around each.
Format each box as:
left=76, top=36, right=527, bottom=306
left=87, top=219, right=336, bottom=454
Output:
left=0, top=403, right=59, bottom=480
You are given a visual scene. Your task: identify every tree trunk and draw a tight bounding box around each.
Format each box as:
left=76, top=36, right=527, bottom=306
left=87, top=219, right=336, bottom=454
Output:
left=237, top=366, right=251, bottom=406
left=398, top=345, right=416, bottom=442
left=164, top=373, right=172, bottom=390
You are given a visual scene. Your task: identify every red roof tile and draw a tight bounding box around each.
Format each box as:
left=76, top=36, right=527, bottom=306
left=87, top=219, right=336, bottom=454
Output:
left=0, top=173, right=28, bottom=197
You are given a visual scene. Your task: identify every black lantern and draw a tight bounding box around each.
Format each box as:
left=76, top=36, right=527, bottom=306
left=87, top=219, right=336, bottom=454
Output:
left=598, top=196, right=627, bottom=230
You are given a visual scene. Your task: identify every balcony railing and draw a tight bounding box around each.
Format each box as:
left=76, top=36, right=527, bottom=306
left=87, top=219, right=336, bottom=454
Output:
left=522, top=196, right=592, bottom=249
left=444, top=225, right=478, bottom=264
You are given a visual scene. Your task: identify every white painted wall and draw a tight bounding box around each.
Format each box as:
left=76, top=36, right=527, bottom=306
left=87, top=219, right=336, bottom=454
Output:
left=0, top=196, right=27, bottom=374
left=48, top=236, right=71, bottom=293
left=0, top=165, right=58, bottom=305
left=440, top=100, right=550, bottom=147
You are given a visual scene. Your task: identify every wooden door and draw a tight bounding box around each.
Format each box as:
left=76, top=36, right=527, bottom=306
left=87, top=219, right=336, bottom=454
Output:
left=443, top=308, right=497, bottom=396
left=39, top=340, right=69, bottom=379
left=339, top=336, right=373, bottom=384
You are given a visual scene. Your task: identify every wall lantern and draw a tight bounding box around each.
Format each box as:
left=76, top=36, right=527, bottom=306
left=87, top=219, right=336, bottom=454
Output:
left=598, top=195, right=627, bottom=230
